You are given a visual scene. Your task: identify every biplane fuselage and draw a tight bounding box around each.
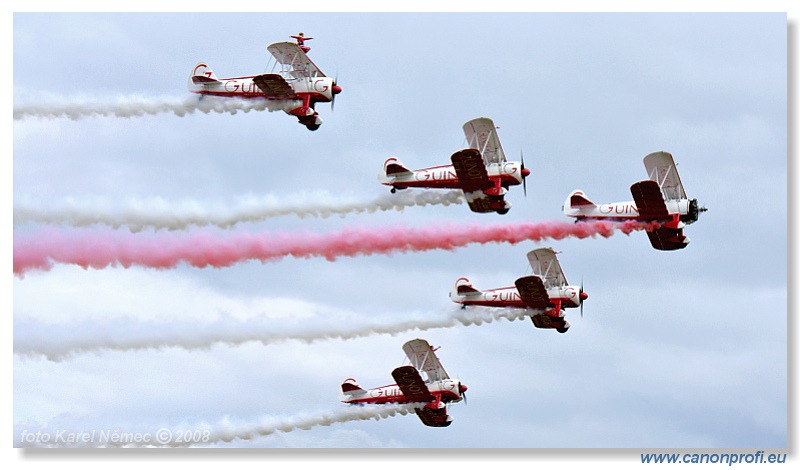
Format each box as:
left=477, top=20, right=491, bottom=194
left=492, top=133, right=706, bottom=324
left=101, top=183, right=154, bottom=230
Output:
left=189, top=70, right=337, bottom=103
left=563, top=151, right=706, bottom=250
left=379, top=118, right=529, bottom=215
left=449, top=248, right=587, bottom=334
left=563, top=195, right=693, bottom=222
left=450, top=278, right=585, bottom=313
left=340, top=378, right=465, bottom=406
left=381, top=159, right=527, bottom=190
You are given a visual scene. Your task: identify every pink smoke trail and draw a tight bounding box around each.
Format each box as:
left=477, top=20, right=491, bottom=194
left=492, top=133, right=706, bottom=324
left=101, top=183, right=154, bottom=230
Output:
left=13, top=220, right=649, bottom=276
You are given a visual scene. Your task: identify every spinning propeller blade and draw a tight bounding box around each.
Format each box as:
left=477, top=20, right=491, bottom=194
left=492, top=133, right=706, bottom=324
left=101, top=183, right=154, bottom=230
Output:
left=579, top=277, right=587, bottom=318
left=521, top=150, right=528, bottom=198
left=330, top=73, right=341, bottom=111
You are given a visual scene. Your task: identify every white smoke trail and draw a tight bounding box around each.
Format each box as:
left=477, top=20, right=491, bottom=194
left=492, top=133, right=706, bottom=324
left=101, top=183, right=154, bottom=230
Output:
left=13, top=190, right=465, bottom=231
left=15, top=307, right=533, bottom=361
left=15, top=403, right=421, bottom=448
left=13, top=94, right=299, bottom=120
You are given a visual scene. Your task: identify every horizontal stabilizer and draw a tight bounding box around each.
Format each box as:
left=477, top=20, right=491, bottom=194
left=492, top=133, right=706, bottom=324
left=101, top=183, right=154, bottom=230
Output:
left=191, top=75, right=219, bottom=83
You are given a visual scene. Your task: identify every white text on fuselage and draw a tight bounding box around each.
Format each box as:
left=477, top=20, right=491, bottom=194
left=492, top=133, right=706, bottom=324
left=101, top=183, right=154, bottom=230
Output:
left=415, top=169, right=457, bottom=182
left=369, top=386, right=402, bottom=398
left=483, top=290, right=521, bottom=302
left=598, top=203, right=639, bottom=215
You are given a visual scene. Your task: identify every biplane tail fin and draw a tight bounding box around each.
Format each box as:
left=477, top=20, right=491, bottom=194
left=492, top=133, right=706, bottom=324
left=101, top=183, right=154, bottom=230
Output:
left=190, top=63, right=219, bottom=84
left=340, top=378, right=365, bottom=394
left=565, top=190, right=595, bottom=208
left=563, top=189, right=596, bottom=217
left=454, top=277, right=481, bottom=295
left=383, top=158, right=412, bottom=176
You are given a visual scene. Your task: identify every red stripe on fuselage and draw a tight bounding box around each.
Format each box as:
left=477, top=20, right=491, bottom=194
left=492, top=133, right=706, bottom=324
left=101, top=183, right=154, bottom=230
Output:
left=342, top=388, right=460, bottom=405
left=384, top=174, right=522, bottom=190
left=192, top=90, right=329, bottom=102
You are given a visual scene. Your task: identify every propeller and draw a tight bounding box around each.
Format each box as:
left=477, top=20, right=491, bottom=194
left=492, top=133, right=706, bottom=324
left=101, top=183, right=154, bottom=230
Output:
left=579, top=277, right=588, bottom=318
left=330, top=73, right=342, bottom=111
left=520, top=150, right=529, bottom=198
left=459, top=381, right=469, bottom=405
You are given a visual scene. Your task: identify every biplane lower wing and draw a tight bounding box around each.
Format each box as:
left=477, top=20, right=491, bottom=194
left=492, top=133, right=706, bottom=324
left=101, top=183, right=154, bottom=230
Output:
left=451, top=149, right=496, bottom=213
left=392, top=365, right=452, bottom=428
left=630, top=180, right=670, bottom=220
left=514, top=275, right=551, bottom=310
left=515, top=275, right=569, bottom=332
left=391, top=366, right=435, bottom=403
left=415, top=404, right=453, bottom=427
left=646, top=225, right=689, bottom=251
left=531, top=313, right=570, bottom=333
left=252, top=73, right=299, bottom=100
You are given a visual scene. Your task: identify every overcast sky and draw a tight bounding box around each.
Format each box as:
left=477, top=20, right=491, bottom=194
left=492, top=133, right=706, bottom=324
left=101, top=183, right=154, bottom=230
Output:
left=7, top=5, right=793, bottom=463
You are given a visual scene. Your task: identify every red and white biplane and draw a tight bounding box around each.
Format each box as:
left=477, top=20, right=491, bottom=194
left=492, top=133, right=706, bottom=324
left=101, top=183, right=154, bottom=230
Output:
left=379, top=117, right=529, bottom=214
left=450, top=248, right=587, bottom=334
left=563, top=151, right=706, bottom=250
left=188, top=33, right=341, bottom=131
left=340, top=338, right=468, bottom=427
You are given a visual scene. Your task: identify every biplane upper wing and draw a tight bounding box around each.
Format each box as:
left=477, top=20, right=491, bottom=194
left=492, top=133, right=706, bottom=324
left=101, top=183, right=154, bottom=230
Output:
left=391, top=365, right=435, bottom=403
left=402, top=339, right=450, bottom=382
left=630, top=180, right=671, bottom=220
left=267, top=41, right=326, bottom=79
left=514, top=275, right=551, bottom=310
left=643, top=151, right=686, bottom=201
left=252, top=73, right=299, bottom=100
left=451, top=149, right=496, bottom=213
left=526, top=248, right=567, bottom=289
left=462, top=117, right=506, bottom=166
